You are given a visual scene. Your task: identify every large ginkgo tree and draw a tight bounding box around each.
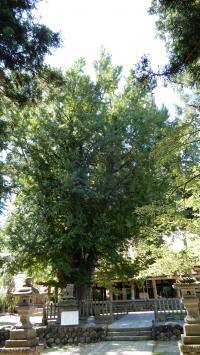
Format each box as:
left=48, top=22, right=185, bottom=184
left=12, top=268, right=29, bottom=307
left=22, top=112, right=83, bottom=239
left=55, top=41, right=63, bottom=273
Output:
left=2, top=51, right=175, bottom=298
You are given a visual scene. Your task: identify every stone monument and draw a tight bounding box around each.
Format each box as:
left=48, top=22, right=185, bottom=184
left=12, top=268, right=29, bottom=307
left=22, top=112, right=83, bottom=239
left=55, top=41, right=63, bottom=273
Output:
left=0, top=277, right=43, bottom=355
left=57, top=284, right=79, bottom=326
left=174, top=279, right=200, bottom=355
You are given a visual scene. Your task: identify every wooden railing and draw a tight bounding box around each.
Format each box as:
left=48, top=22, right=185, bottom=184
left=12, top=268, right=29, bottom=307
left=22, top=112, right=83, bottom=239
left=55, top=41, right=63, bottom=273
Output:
left=111, top=299, right=155, bottom=313
left=154, top=298, right=186, bottom=323
left=79, top=300, right=112, bottom=317
left=43, top=303, right=58, bottom=324
left=43, top=298, right=155, bottom=322
left=42, top=298, right=187, bottom=324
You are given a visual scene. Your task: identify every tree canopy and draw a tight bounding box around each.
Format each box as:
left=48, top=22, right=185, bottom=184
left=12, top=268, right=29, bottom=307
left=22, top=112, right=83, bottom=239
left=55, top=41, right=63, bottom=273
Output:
left=0, top=0, right=60, bottom=102
left=149, top=0, right=200, bottom=84
left=137, top=0, right=200, bottom=273
left=1, top=51, right=176, bottom=297
left=136, top=1, right=200, bottom=88
left=1, top=1, right=199, bottom=294
left=0, top=0, right=61, bottom=212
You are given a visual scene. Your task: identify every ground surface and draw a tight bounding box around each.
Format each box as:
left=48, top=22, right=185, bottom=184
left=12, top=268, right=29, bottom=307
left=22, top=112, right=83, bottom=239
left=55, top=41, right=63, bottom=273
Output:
left=0, top=312, right=180, bottom=354
left=0, top=311, right=155, bottom=328
left=42, top=340, right=179, bottom=354
left=109, top=312, right=154, bottom=329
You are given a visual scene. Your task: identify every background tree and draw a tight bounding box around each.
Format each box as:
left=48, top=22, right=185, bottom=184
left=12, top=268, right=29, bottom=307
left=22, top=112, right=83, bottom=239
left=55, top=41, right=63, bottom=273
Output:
left=2, top=51, right=174, bottom=299
left=134, top=0, right=200, bottom=252
left=0, top=0, right=61, bottom=212
left=0, top=0, right=61, bottom=102
left=138, top=235, right=200, bottom=280
left=149, top=0, right=200, bottom=84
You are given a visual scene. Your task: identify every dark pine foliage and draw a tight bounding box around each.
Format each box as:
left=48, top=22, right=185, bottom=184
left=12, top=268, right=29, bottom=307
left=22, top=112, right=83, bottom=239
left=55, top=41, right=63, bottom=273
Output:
left=149, top=0, right=200, bottom=83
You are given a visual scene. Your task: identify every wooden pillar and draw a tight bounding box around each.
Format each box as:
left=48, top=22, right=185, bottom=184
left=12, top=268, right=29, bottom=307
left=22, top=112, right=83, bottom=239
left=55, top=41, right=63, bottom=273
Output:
left=47, top=286, right=51, bottom=303
left=152, top=279, right=158, bottom=299
left=131, top=283, right=135, bottom=300
left=145, top=280, right=149, bottom=299
left=109, top=289, right=113, bottom=301
left=122, top=287, right=127, bottom=300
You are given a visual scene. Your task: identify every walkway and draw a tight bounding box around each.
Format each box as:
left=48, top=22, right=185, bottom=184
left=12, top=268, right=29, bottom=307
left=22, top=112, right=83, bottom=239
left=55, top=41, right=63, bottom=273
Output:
left=0, top=314, right=42, bottom=326
left=0, top=313, right=180, bottom=354
left=42, top=340, right=179, bottom=354
left=109, top=312, right=154, bottom=329
left=0, top=312, right=154, bottom=329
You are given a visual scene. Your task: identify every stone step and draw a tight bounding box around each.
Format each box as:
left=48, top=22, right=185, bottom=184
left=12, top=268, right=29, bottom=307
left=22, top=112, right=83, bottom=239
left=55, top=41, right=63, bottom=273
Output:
left=182, top=335, right=200, bottom=344
left=180, top=343, right=200, bottom=353
left=106, top=335, right=152, bottom=341
left=185, top=324, right=200, bottom=336
left=108, top=330, right=152, bottom=336
left=109, top=327, right=152, bottom=332
left=106, top=327, right=152, bottom=341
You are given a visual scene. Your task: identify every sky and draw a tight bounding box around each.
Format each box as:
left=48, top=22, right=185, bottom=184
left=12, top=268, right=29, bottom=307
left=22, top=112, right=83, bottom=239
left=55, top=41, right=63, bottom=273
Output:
left=36, top=0, right=167, bottom=71
left=36, top=0, right=181, bottom=115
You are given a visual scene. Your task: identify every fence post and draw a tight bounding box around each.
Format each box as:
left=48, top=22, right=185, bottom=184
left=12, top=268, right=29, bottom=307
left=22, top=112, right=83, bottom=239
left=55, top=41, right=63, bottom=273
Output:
left=42, top=306, right=47, bottom=325
left=109, top=301, right=113, bottom=322
left=154, top=299, right=157, bottom=325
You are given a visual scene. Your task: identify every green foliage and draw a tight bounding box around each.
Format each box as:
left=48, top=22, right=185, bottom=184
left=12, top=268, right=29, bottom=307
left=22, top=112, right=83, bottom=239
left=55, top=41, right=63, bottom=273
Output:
left=136, top=1, right=200, bottom=87
left=94, top=236, right=162, bottom=288
left=139, top=235, right=200, bottom=279
left=134, top=1, right=200, bottom=252
left=95, top=255, right=137, bottom=289
left=0, top=273, right=16, bottom=312
left=149, top=0, right=200, bottom=84
left=0, top=0, right=61, bottom=102
left=0, top=0, right=61, bottom=213
left=2, top=51, right=173, bottom=291
left=134, top=87, right=200, bottom=266
left=0, top=118, right=9, bottom=212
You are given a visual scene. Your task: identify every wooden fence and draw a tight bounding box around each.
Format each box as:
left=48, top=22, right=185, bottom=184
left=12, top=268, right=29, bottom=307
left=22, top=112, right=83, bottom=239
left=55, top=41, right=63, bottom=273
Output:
left=79, top=300, right=112, bottom=317
left=79, top=299, right=156, bottom=317
left=154, top=298, right=186, bottom=323
left=43, top=298, right=183, bottom=323
left=43, top=298, right=187, bottom=324
left=43, top=300, right=154, bottom=322
left=43, top=302, right=58, bottom=323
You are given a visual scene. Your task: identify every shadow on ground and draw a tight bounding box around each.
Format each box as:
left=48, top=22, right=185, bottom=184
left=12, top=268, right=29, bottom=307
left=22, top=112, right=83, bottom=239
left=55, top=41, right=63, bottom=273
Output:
left=42, top=340, right=179, bottom=354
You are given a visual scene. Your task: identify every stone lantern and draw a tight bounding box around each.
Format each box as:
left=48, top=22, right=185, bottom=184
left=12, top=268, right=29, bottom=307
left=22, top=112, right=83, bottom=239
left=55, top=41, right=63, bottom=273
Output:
left=0, top=277, right=43, bottom=355
left=173, top=280, right=200, bottom=355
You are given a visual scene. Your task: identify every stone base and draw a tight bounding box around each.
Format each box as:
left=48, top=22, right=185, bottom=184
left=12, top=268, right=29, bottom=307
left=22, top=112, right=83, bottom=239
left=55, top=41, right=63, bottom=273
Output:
left=0, top=345, right=43, bottom=355
left=182, top=334, right=200, bottom=345
left=179, top=341, right=200, bottom=354
left=57, top=299, right=79, bottom=325
left=185, top=324, right=200, bottom=336
left=185, top=319, right=200, bottom=325
left=5, top=340, right=38, bottom=348
left=10, top=329, right=36, bottom=341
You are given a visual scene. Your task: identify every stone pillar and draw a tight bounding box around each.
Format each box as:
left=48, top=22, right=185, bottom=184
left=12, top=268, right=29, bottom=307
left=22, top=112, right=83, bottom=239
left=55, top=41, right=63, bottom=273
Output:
left=131, top=283, right=135, bottom=300
left=173, top=281, right=200, bottom=355
left=152, top=279, right=158, bottom=299
left=0, top=277, right=43, bottom=355
left=57, top=284, right=79, bottom=326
